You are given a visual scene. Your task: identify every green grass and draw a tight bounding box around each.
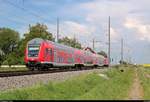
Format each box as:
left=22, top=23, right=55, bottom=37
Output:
left=138, top=67, right=150, bottom=99
left=0, top=66, right=134, bottom=100
left=0, top=67, right=28, bottom=72
left=78, top=67, right=134, bottom=100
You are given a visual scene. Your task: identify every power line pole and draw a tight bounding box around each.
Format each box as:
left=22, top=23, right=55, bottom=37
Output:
left=129, top=56, right=132, bottom=64
left=108, top=16, right=111, bottom=67
left=74, top=34, right=76, bottom=41
left=93, top=38, right=95, bottom=50
left=92, top=39, right=102, bottom=51
left=121, top=38, right=123, bottom=63
left=74, top=34, right=76, bottom=48
left=56, top=17, right=59, bottom=42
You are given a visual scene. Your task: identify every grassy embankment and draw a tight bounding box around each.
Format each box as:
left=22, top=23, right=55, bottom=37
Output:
left=0, top=67, right=28, bottom=72
left=0, top=66, right=134, bottom=100
left=138, top=66, right=150, bottom=99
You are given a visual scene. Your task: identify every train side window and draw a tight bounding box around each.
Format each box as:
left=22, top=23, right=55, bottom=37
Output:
left=49, top=48, right=52, bottom=55
left=60, top=57, right=63, bottom=63
left=62, top=58, right=63, bottom=63
left=57, top=57, right=60, bottom=63
left=45, top=48, right=52, bottom=55
left=60, top=57, right=61, bottom=63
left=46, top=48, right=48, bottom=53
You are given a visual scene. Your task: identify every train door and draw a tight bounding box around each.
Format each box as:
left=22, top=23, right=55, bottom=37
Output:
left=54, top=49, right=57, bottom=63
left=44, top=48, right=53, bottom=62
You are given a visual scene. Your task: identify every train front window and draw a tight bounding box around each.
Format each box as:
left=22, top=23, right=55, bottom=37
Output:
left=28, top=45, right=40, bottom=57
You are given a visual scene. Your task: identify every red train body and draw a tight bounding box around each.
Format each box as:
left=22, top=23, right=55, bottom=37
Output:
left=24, top=38, right=108, bottom=70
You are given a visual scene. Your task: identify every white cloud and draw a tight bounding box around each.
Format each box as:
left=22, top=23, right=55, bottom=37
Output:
left=77, top=0, right=130, bottom=23
left=124, top=18, right=150, bottom=41
left=62, top=21, right=95, bottom=35
left=46, top=21, right=96, bottom=41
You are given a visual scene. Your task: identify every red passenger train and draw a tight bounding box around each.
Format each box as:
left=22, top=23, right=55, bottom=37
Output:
left=24, top=38, right=108, bottom=70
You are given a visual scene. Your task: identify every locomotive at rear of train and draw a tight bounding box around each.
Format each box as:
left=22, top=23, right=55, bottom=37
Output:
left=24, top=38, right=108, bottom=70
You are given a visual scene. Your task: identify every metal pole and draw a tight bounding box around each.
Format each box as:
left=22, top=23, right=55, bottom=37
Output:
left=57, top=17, right=59, bottom=42
left=93, top=38, right=95, bottom=50
left=108, top=16, right=111, bottom=67
left=121, top=38, right=123, bottom=63
left=74, top=34, right=76, bottom=48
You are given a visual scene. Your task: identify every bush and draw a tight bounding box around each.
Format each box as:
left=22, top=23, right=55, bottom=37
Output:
left=2, top=60, right=8, bottom=65
left=17, top=56, right=25, bottom=65
left=0, top=55, right=5, bottom=65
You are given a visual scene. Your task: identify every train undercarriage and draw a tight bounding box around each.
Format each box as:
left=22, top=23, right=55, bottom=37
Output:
left=26, top=61, right=104, bottom=71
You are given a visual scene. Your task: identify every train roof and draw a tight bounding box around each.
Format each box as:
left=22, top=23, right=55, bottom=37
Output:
left=28, top=38, right=103, bottom=56
left=28, top=38, right=44, bottom=45
left=45, top=40, right=77, bottom=51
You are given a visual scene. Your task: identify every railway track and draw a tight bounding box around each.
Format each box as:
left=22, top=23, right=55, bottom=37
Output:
left=0, top=67, right=103, bottom=77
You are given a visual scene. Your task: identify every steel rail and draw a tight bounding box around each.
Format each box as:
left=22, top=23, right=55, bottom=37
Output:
left=0, top=67, right=104, bottom=78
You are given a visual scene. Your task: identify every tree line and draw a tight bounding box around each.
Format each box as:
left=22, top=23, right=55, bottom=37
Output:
left=0, top=23, right=107, bottom=65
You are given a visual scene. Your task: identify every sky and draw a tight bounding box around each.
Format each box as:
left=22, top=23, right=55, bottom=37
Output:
left=0, top=0, right=150, bottom=64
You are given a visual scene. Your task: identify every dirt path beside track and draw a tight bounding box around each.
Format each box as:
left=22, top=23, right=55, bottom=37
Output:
left=127, top=68, right=144, bottom=100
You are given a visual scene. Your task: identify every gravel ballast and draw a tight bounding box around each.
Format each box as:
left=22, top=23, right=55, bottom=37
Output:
left=0, top=68, right=107, bottom=91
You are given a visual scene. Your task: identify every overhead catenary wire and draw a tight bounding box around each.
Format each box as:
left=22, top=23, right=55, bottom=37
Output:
left=0, top=7, right=40, bottom=26
left=3, top=0, right=52, bottom=23
left=0, top=15, right=26, bottom=26
left=2, top=0, right=57, bottom=32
